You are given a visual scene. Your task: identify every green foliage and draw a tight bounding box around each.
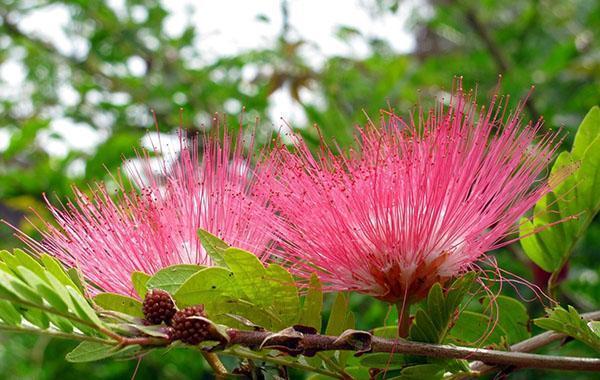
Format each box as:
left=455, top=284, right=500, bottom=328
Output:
left=145, top=264, right=205, bottom=294
left=447, top=295, right=530, bottom=347
left=169, top=231, right=303, bottom=331
left=391, top=275, right=476, bottom=376
left=0, top=249, right=108, bottom=340
left=322, top=292, right=356, bottom=368
left=485, top=295, right=530, bottom=344
left=409, top=273, right=475, bottom=344
left=222, top=248, right=271, bottom=305
left=359, top=353, right=405, bottom=369
left=325, top=292, right=354, bottom=336
left=65, top=342, right=140, bottom=363
left=392, top=364, right=445, bottom=380
left=299, top=274, right=324, bottom=331
left=264, top=264, right=301, bottom=326
left=130, top=271, right=151, bottom=299
left=174, top=267, right=239, bottom=309
left=521, top=106, right=600, bottom=273
left=92, top=293, right=143, bottom=318
left=197, top=228, right=229, bottom=267
left=0, top=240, right=596, bottom=379
left=535, top=306, right=600, bottom=352
left=448, top=311, right=507, bottom=346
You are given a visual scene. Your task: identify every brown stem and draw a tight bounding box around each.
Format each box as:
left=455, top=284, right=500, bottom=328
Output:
left=201, top=352, right=228, bottom=378
left=118, top=336, right=169, bottom=347
left=470, top=310, right=600, bottom=375
left=226, top=329, right=600, bottom=372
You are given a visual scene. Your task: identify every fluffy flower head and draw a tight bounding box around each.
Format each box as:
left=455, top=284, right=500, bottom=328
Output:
left=261, top=88, right=562, bottom=303
left=18, top=129, right=275, bottom=296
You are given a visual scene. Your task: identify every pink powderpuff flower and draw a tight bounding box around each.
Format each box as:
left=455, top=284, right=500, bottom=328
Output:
left=15, top=129, right=276, bottom=297
left=259, top=86, right=563, bottom=306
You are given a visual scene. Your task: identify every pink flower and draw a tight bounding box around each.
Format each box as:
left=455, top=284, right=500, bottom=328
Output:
left=260, top=87, right=562, bottom=304
left=16, top=130, right=275, bottom=297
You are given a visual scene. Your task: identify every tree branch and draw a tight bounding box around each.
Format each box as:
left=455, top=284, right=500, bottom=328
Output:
left=469, top=310, right=600, bottom=375
left=224, top=326, right=600, bottom=372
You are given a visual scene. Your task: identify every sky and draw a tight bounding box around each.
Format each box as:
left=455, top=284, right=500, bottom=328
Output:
left=0, top=0, right=418, bottom=158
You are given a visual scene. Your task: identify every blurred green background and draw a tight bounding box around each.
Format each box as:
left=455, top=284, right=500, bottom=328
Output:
left=0, top=0, right=598, bottom=378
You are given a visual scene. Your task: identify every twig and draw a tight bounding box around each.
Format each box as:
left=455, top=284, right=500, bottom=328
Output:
left=470, top=310, right=600, bottom=375
left=0, top=324, right=113, bottom=344
left=201, top=352, right=228, bottom=379
left=0, top=294, right=122, bottom=341
left=225, top=328, right=600, bottom=372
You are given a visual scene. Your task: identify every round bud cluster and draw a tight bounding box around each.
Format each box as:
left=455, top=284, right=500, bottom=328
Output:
left=141, top=290, right=210, bottom=345
left=142, top=289, right=176, bottom=325
left=170, top=305, right=209, bottom=345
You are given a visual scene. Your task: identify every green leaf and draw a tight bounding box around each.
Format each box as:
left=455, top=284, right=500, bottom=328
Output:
left=589, top=321, right=600, bottom=336
left=23, top=309, right=50, bottom=329
left=445, top=273, right=476, bottom=309
left=94, top=293, right=143, bottom=318
left=0, top=250, right=21, bottom=272
left=265, top=264, right=300, bottom=327
left=0, top=258, right=97, bottom=333
left=296, top=363, right=369, bottom=380
left=410, top=309, right=439, bottom=343
left=131, top=271, right=151, bottom=299
left=13, top=249, right=47, bottom=281
left=16, top=267, right=72, bottom=316
left=0, top=300, right=22, bottom=325
left=571, top=106, right=600, bottom=161
left=359, top=353, right=405, bottom=368
left=372, top=325, right=397, bottom=339
left=426, top=284, right=445, bottom=331
left=338, top=311, right=356, bottom=366
left=38, top=283, right=71, bottom=314
left=40, top=254, right=78, bottom=289
left=197, top=229, right=229, bottom=267
left=409, top=274, right=474, bottom=344
left=519, top=218, right=555, bottom=272
left=391, top=364, right=444, bottom=380
left=67, top=286, right=104, bottom=327
left=222, top=248, right=269, bottom=305
left=447, top=311, right=507, bottom=346
left=44, top=272, right=78, bottom=313
left=128, top=323, right=170, bottom=339
left=47, top=313, right=75, bottom=333
left=173, top=267, right=237, bottom=309
left=212, top=298, right=281, bottom=329
left=551, top=152, right=581, bottom=238
left=343, top=367, right=371, bottom=379
left=520, top=106, right=600, bottom=273
left=534, top=306, right=600, bottom=352
left=145, top=264, right=204, bottom=294
left=67, top=268, right=86, bottom=294
left=299, top=274, right=323, bottom=332
left=325, top=292, right=351, bottom=336
left=0, top=271, right=44, bottom=305
left=482, top=295, right=530, bottom=344
left=65, top=342, right=137, bottom=363
left=577, top=133, right=600, bottom=212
